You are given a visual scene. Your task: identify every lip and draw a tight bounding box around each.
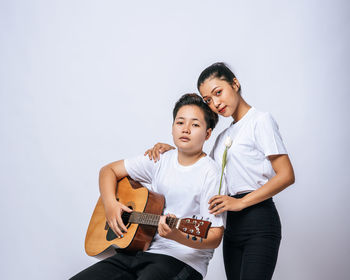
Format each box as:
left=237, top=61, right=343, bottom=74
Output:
left=218, top=106, right=227, bottom=114
left=179, top=137, right=190, bottom=142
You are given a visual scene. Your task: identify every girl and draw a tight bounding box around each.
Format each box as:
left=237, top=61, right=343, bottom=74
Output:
left=145, top=62, right=295, bottom=280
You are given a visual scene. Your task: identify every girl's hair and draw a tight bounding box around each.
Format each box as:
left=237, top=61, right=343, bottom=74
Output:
left=173, top=93, right=218, bottom=130
left=197, top=62, right=241, bottom=93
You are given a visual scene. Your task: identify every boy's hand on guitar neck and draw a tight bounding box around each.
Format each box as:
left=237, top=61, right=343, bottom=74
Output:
left=158, top=214, right=181, bottom=240
left=104, top=200, right=132, bottom=238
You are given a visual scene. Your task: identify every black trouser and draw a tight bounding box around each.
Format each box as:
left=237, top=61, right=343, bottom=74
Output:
left=223, top=193, right=281, bottom=280
left=70, top=251, right=202, bottom=280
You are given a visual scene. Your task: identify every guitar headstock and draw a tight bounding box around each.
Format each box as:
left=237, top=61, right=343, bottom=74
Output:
left=178, top=218, right=211, bottom=239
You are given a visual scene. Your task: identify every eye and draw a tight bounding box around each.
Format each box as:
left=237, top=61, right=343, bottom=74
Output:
left=204, top=98, right=212, bottom=104
left=176, top=121, right=184, bottom=125
left=192, top=123, right=200, bottom=127
left=216, top=90, right=221, bottom=96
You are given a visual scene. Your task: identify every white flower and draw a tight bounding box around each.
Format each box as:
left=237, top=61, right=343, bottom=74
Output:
left=218, top=136, right=233, bottom=195
left=224, top=136, right=233, bottom=148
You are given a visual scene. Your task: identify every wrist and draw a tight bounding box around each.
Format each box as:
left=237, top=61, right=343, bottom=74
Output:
left=238, top=197, right=250, bottom=210
left=102, top=197, right=118, bottom=208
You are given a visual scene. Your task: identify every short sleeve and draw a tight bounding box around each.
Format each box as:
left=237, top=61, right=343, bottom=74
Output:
left=200, top=168, right=226, bottom=228
left=254, top=113, right=288, bottom=157
left=124, top=154, right=158, bottom=186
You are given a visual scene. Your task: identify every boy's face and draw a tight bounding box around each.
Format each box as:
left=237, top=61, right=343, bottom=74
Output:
left=172, top=105, right=211, bottom=154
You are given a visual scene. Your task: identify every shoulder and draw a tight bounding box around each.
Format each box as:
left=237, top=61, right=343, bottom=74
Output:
left=251, top=108, right=278, bottom=128
left=151, top=148, right=177, bottom=169
left=160, top=148, right=177, bottom=162
left=202, top=155, right=221, bottom=175
left=212, top=126, right=231, bottom=148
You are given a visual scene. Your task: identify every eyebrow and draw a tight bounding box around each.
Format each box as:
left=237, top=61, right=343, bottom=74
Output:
left=202, top=86, right=220, bottom=99
left=175, top=117, right=201, bottom=121
left=211, top=86, right=219, bottom=94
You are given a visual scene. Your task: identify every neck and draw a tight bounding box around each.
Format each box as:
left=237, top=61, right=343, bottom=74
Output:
left=177, top=149, right=206, bottom=166
left=232, top=98, right=251, bottom=123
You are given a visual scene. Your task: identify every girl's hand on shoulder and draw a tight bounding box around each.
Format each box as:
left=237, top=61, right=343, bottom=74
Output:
left=144, top=143, right=175, bottom=162
left=208, top=195, right=245, bottom=215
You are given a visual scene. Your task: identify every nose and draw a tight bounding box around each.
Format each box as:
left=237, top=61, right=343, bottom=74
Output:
left=212, top=96, right=220, bottom=108
left=182, top=123, right=191, bottom=134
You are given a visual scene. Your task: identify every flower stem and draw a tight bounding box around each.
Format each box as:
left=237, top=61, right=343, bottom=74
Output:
left=218, top=166, right=224, bottom=195
left=218, top=147, right=228, bottom=195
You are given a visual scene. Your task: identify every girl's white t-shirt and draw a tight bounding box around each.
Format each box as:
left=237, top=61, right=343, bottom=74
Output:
left=210, top=107, right=288, bottom=195
left=124, top=149, right=225, bottom=277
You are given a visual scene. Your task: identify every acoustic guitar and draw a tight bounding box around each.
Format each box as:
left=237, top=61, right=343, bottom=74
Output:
left=85, top=177, right=212, bottom=256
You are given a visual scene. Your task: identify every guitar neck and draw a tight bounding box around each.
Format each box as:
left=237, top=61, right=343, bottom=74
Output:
left=124, top=212, right=179, bottom=228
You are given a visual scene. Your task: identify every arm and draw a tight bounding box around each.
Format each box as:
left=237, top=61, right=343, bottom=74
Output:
left=144, top=143, right=175, bottom=162
left=158, top=215, right=224, bottom=249
left=99, top=160, right=132, bottom=237
left=209, top=154, right=295, bottom=214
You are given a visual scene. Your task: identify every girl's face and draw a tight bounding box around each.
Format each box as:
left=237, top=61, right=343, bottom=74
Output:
left=172, top=105, right=211, bottom=154
left=199, top=77, right=241, bottom=118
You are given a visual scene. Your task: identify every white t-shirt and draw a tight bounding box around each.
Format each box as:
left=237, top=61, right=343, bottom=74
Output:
left=210, top=107, right=288, bottom=195
left=124, top=149, right=225, bottom=277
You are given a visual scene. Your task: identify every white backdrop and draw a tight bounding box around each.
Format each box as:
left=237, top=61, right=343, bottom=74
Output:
left=1, top=1, right=349, bottom=279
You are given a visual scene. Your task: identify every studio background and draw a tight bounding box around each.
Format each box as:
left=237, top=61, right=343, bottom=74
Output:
left=1, top=1, right=349, bottom=279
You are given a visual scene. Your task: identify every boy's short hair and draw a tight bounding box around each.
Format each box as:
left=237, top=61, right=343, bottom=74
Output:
left=173, top=93, right=218, bottom=130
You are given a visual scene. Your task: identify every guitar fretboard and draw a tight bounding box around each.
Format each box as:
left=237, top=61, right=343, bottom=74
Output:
left=122, top=211, right=179, bottom=228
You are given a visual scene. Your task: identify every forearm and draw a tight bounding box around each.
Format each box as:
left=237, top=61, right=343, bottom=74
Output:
left=99, top=166, right=118, bottom=207
left=99, top=160, right=128, bottom=208
left=239, top=154, right=295, bottom=209
left=170, top=227, right=224, bottom=249
left=240, top=169, right=295, bottom=208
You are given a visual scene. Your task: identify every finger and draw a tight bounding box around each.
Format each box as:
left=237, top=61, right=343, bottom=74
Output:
left=159, top=215, right=166, bottom=226
left=109, top=220, right=123, bottom=237
left=208, top=198, right=224, bottom=210
left=158, top=217, right=166, bottom=236
left=208, top=195, right=222, bottom=204
left=209, top=202, right=225, bottom=214
left=155, top=148, right=160, bottom=161
left=152, top=148, right=160, bottom=162
left=146, top=149, right=154, bottom=159
left=212, top=207, right=226, bottom=215
left=122, top=205, right=132, bottom=213
left=163, top=224, right=171, bottom=232
left=115, top=212, right=128, bottom=233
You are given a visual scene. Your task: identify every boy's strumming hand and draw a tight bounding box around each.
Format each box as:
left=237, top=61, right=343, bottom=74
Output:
left=104, top=200, right=132, bottom=238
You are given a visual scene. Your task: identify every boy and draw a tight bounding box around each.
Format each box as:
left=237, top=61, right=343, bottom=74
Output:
left=71, top=94, right=225, bottom=280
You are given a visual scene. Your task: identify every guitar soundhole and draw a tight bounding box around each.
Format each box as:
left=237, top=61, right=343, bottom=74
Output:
left=105, top=206, right=133, bottom=241
left=122, top=206, right=133, bottom=229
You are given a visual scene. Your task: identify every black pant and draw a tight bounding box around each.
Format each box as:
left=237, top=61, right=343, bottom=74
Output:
left=70, top=251, right=203, bottom=280
left=223, top=194, right=281, bottom=280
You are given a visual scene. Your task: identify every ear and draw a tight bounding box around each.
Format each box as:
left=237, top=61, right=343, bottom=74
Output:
left=205, top=128, right=212, bottom=140
left=232, top=78, right=241, bottom=93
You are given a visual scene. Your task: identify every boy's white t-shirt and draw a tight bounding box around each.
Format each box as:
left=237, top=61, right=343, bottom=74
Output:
left=124, top=149, right=225, bottom=278
left=210, top=107, right=288, bottom=196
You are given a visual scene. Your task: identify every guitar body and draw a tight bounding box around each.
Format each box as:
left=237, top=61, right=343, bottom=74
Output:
left=85, top=177, right=165, bottom=256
